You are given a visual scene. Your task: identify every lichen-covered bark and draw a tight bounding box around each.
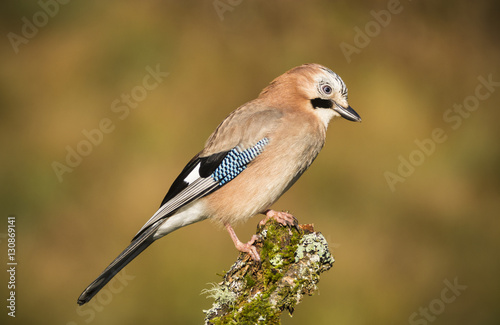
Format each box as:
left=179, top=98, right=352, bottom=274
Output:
left=203, top=216, right=334, bottom=325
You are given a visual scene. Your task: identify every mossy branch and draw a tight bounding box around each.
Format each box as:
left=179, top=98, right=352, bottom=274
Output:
left=203, top=216, right=334, bottom=325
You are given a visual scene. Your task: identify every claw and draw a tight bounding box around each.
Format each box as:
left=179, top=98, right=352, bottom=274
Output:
left=261, top=209, right=298, bottom=229
left=225, top=224, right=260, bottom=262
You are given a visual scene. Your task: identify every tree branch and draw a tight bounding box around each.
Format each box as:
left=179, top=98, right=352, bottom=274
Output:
left=203, top=216, right=334, bottom=324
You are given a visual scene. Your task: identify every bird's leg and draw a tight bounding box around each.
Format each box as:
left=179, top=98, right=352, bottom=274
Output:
left=224, top=223, right=260, bottom=262
left=260, top=209, right=297, bottom=227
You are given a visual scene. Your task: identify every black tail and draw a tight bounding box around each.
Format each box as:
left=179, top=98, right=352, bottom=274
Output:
left=77, top=222, right=161, bottom=305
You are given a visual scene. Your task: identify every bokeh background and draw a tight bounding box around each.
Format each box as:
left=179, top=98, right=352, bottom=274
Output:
left=1, top=1, right=499, bottom=324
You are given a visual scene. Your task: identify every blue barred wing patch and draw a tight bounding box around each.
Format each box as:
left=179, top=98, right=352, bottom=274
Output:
left=211, top=138, right=269, bottom=186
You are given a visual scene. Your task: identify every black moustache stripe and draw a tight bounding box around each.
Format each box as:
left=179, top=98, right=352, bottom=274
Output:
left=310, top=98, right=333, bottom=109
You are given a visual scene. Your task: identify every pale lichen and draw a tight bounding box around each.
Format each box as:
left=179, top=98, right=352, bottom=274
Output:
left=269, top=254, right=284, bottom=267
left=201, top=283, right=237, bottom=306
left=294, top=233, right=335, bottom=267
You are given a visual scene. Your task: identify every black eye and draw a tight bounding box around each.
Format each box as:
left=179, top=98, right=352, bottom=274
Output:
left=321, top=84, right=332, bottom=95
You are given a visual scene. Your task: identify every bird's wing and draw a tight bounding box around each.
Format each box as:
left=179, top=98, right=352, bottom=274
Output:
left=133, top=104, right=283, bottom=240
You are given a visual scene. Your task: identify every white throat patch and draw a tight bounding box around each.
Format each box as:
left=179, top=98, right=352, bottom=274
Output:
left=314, top=108, right=337, bottom=129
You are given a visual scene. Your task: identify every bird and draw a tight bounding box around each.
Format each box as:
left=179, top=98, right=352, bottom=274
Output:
left=77, top=63, right=361, bottom=305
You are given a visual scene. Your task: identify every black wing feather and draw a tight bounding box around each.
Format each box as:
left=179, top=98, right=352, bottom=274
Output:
left=160, top=151, right=229, bottom=206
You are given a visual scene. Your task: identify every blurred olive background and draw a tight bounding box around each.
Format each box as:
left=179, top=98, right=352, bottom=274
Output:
left=1, top=1, right=499, bottom=324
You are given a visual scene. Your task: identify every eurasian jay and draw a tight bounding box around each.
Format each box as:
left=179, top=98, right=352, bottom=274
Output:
left=77, top=63, right=361, bottom=305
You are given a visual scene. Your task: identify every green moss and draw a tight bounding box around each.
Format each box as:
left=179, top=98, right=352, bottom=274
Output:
left=257, top=221, right=302, bottom=289
left=211, top=293, right=280, bottom=325
left=236, top=295, right=280, bottom=324
left=262, top=222, right=301, bottom=263
left=245, top=274, right=256, bottom=287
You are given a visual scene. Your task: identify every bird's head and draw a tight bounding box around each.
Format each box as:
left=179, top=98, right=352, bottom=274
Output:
left=259, top=63, right=361, bottom=127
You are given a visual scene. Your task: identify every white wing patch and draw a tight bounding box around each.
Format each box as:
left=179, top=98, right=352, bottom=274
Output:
left=184, top=163, right=201, bottom=184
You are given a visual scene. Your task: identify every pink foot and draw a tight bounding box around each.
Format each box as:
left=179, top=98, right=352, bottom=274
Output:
left=260, top=209, right=297, bottom=227
left=225, top=223, right=260, bottom=262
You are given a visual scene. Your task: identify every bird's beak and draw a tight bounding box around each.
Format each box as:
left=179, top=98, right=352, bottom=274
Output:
left=334, top=102, right=361, bottom=122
